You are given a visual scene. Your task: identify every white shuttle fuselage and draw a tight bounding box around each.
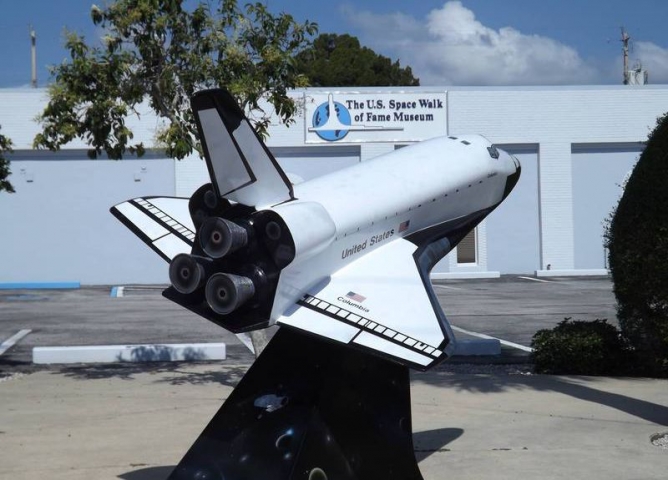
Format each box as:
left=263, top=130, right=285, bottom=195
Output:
left=268, top=135, right=519, bottom=367
left=269, top=134, right=517, bottom=308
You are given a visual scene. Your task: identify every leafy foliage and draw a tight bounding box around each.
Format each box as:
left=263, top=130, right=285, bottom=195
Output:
left=34, top=0, right=317, bottom=159
left=295, top=33, right=419, bottom=87
left=0, top=126, right=14, bottom=193
left=531, top=319, right=628, bottom=375
left=606, top=112, right=668, bottom=377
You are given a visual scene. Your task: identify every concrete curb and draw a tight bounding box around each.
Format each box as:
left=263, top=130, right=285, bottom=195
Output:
left=33, top=343, right=226, bottom=364
left=535, top=269, right=609, bottom=277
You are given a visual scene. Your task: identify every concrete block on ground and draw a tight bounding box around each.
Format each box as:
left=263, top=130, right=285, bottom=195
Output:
left=33, top=343, right=226, bottom=364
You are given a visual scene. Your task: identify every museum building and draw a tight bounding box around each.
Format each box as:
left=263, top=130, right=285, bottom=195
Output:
left=1, top=85, right=667, bottom=285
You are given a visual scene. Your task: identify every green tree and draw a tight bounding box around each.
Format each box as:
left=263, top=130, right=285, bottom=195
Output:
left=34, top=0, right=317, bottom=159
left=606, top=112, right=668, bottom=376
left=0, top=126, right=14, bottom=193
left=33, top=0, right=316, bottom=357
left=295, top=33, right=419, bottom=87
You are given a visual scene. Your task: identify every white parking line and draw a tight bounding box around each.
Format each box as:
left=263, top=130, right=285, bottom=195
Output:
left=518, top=276, right=553, bottom=283
left=450, top=325, right=533, bottom=353
left=432, top=284, right=465, bottom=291
left=0, top=329, right=32, bottom=356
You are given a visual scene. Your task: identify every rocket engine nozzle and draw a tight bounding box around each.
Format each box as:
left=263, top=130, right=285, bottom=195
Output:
left=199, top=217, right=248, bottom=259
left=205, top=273, right=256, bottom=315
left=169, top=254, right=208, bottom=294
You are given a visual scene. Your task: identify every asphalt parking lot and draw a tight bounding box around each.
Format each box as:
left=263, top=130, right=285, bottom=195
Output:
left=4, top=275, right=668, bottom=480
left=0, top=275, right=617, bottom=368
left=433, top=275, right=618, bottom=348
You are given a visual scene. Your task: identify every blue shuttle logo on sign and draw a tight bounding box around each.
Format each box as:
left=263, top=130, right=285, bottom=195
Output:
left=309, top=94, right=403, bottom=142
left=311, top=98, right=351, bottom=141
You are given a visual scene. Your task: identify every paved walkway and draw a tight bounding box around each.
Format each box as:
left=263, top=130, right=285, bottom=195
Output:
left=2, top=363, right=667, bottom=480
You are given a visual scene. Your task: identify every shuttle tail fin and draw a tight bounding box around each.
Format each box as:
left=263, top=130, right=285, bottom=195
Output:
left=191, top=89, right=294, bottom=208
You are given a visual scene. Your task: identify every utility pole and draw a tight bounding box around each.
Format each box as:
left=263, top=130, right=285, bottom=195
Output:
left=30, top=25, right=37, bottom=88
left=621, top=27, right=630, bottom=85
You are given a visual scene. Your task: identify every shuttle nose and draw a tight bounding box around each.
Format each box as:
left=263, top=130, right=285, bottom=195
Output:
left=502, top=157, right=521, bottom=200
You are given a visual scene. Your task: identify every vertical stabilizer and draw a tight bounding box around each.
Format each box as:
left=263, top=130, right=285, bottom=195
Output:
left=191, top=89, right=294, bottom=208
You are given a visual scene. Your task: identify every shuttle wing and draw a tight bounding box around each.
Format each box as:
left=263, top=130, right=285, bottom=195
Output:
left=112, top=195, right=258, bottom=354
left=277, top=239, right=457, bottom=370
left=191, top=89, right=294, bottom=208
left=110, top=196, right=194, bottom=262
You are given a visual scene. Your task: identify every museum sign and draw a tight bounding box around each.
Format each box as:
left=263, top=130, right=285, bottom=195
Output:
left=304, top=92, right=448, bottom=144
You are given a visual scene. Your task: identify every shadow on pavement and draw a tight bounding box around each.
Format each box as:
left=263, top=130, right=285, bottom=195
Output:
left=545, top=377, right=668, bottom=426
left=56, top=362, right=249, bottom=387
left=115, top=429, right=463, bottom=479
left=153, top=366, right=247, bottom=387
left=413, top=427, right=464, bottom=461
left=414, top=369, right=668, bottom=426
left=124, top=345, right=211, bottom=362
left=118, top=465, right=174, bottom=480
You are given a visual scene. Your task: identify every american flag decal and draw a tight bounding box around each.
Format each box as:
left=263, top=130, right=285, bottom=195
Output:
left=346, top=291, right=366, bottom=302
left=399, top=220, right=410, bottom=232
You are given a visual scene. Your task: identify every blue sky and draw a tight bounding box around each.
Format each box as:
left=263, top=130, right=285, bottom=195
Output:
left=1, top=0, right=667, bottom=87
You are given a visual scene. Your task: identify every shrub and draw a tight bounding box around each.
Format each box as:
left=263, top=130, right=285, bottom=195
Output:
left=531, top=319, right=628, bottom=375
left=606, top=112, right=668, bottom=377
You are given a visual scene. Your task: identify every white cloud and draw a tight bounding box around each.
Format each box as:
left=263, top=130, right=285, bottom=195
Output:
left=342, top=1, right=599, bottom=86
left=634, top=41, right=668, bottom=84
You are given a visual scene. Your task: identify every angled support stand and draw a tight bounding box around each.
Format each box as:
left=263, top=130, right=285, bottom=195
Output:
left=168, top=328, right=424, bottom=480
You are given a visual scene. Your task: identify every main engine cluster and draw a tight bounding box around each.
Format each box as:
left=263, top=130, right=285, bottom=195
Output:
left=163, top=184, right=296, bottom=333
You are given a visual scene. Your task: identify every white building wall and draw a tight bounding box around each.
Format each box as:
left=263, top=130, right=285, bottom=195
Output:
left=486, top=146, right=540, bottom=274
left=5, top=86, right=663, bottom=151
left=175, top=154, right=209, bottom=197
left=446, top=86, right=668, bottom=143
left=571, top=144, right=642, bottom=270
left=0, top=89, right=167, bottom=150
left=272, top=145, right=360, bottom=183
left=1, top=156, right=175, bottom=285
left=447, top=86, right=668, bottom=274
left=360, top=143, right=394, bottom=162
left=1, top=86, right=667, bottom=283
left=0, top=90, right=179, bottom=285
left=537, top=142, right=575, bottom=270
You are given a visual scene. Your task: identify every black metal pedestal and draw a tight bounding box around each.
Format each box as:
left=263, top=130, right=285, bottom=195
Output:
left=168, top=328, right=424, bottom=480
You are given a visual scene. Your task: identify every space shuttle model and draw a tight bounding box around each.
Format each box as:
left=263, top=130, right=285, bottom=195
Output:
left=112, top=89, right=520, bottom=370
left=111, top=89, right=520, bottom=478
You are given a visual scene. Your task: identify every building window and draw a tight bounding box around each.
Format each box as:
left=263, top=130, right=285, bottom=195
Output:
left=457, top=229, right=477, bottom=264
